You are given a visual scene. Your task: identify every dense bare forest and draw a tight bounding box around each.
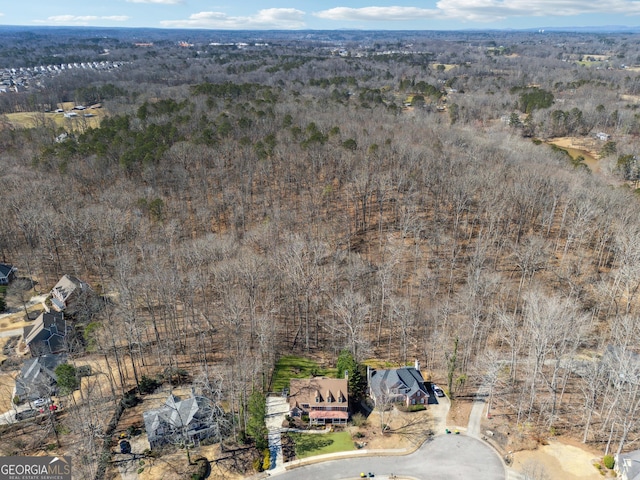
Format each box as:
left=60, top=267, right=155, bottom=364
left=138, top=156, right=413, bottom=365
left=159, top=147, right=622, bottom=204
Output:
left=2, top=27, right=640, bottom=478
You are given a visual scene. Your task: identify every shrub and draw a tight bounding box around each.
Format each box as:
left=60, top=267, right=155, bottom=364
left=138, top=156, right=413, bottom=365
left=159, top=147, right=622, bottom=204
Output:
left=603, top=454, right=615, bottom=470
left=191, top=457, right=210, bottom=480
left=351, top=413, right=367, bottom=427
left=262, top=448, right=271, bottom=471
left=252, top=457, right=263, bottom=472
left=398, top=404, right=426, bottom=413
left=138, top=375, right=160, bottom=394
left=121, top=393, right=141, bottom=408
left=353, top=431, right=365, bottom=439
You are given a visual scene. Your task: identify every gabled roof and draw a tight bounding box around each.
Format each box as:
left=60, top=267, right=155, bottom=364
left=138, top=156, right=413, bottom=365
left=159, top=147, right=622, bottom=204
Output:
left=143, top=394, right=213, bottom=442
left=369, top=367, right=429, bottom=401
left=0, top=263, right=15, bottom=278
left=616, top=449, right=640, bottom=480
left=50, top=274, right=90, bottom=311
left=51, top=275, right=85, bottom=301
left=289, top=377, right=348, bottom=411
left=23, top=312, right=67, bottom=354
left=15, top=354, right=66, bottom=399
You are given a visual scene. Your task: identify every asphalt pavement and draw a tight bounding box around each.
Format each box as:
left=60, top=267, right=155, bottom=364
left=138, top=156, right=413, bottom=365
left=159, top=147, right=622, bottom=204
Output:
left=271, top=434, right=505, bottom=480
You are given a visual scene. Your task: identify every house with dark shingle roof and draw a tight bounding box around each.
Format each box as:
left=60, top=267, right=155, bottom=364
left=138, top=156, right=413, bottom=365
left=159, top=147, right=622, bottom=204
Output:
left=288, top=377, right=349, bottom=425
left=368, top=361, right=429, bottom=408
left=0, top=263, right=16, bottom=285
left=14, top=354, right=66, bottom=403
left=23, top=312, right=69, bottom=356
left=143, top=393, right=220, bottom=448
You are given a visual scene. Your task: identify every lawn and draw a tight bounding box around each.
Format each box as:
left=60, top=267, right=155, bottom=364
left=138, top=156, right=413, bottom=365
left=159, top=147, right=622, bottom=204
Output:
left=4, top=102, right=103, bottom=131
left=270, top=355, right=336, bottom=393
left=289, top=432, right=355, bottom=459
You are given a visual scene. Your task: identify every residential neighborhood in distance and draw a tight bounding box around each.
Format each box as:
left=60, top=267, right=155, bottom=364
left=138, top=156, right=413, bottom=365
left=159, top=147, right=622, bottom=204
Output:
left=1, top=23, right=640, bottom=480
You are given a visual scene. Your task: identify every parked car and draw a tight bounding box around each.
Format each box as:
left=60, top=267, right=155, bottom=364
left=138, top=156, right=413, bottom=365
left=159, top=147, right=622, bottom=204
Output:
left=15, top=409, right=38, bottom=421
left=119, top=440, right=131, bottom=454
left=432, top=384, right=445, bottom=397
left=33, top=398, right=51, bottom=408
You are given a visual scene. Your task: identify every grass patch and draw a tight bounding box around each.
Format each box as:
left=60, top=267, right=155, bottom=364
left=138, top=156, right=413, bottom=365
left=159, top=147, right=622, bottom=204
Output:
left=271, top=356, right=336, bottom=392
left=290, top=432, right=355, bottom=459
left=361, top=358, right=410, bottom=369
left=5, top=103, right=103, bottom=131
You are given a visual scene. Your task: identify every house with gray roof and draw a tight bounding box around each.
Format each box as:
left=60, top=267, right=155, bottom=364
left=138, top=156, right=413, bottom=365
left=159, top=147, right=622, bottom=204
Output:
left=14, top=354, right=66, bottom=403
left=0, top=263, right=16, bottom=285
left=616, top=449, right=640, bottom=480
left=23, top=312, right=69, bottom=356
left=368, top=361, right=429, bottom=408
left=143, top=393, right=221, bottom=448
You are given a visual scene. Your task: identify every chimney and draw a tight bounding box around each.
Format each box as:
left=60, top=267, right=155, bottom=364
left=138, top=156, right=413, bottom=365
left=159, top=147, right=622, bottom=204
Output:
left=414, top=359, right=420, bottom=372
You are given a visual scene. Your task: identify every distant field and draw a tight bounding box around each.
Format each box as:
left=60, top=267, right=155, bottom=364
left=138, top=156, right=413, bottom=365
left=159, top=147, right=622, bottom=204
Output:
left=431, top=63, right=456, bottom=71
left=4, top=101, right=104, bottom=131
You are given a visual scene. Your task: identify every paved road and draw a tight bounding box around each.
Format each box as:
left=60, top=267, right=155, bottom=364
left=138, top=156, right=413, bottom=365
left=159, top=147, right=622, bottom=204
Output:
left=266, top=396, right=290, bottom=471
left=272, top=434, right=505, bottom=480
left=0, top=328, right=22, bottom=338
left=467, top=381, right=489, bottom=438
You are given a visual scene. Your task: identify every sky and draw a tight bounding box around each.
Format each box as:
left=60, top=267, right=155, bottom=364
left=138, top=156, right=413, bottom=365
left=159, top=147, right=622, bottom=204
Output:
left=1, top=1, right=640, bottom=30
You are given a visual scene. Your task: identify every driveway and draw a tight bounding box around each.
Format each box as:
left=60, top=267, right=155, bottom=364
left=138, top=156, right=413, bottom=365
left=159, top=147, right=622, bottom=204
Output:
left=265, top=396, right=290, bottom=471
left=272, top=433, right=505, bottom=479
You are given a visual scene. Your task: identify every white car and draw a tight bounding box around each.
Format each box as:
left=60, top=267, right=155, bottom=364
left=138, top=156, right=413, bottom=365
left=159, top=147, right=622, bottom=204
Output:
left=33, top=398, right=51, bottom=408
left=432, top=384, right=445, bottom=397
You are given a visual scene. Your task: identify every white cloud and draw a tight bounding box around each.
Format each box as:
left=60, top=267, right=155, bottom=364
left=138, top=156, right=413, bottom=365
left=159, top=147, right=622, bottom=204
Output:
left=436, top=0, right=640, bottom=22
left=34, top=15, right=130, bottom=25
left=316, top=1, right=640, bottom=24
left=160, top=8, right=305, bottom=29
left=315, top=6, right=439, bottom=22
left=127, top=0, right=184, bottom=4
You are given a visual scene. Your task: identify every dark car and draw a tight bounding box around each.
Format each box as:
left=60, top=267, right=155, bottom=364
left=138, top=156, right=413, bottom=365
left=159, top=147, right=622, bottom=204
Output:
left=119, top=440, right=132, bottom=454
left=15, top=409, right=38, bottom=421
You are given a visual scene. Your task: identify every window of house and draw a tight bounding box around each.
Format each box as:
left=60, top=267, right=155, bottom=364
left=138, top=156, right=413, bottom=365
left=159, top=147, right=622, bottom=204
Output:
left=411, top=399, right=415, bottom=405
left=301, top=403, right=309, bottom=409
left=315, top=396, right=320, bottom=403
